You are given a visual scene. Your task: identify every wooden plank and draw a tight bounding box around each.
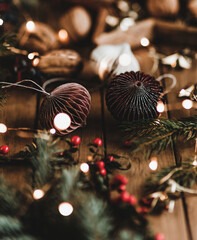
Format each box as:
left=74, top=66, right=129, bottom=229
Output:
left=103, top=57, right=189, bottom=239
left=162, top=58, right=197, bottom=240
left=0, top=88, right=38, bottom=193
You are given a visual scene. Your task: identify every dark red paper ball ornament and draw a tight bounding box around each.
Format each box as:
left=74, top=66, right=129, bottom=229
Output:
left=39, top=83, right=91, bottom=134
left=106, top=71, right=164, bottom=121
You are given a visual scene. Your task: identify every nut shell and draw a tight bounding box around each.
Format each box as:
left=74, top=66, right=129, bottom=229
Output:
left=147, top=0, right=179, bottom=17
left=38, top=49, right=83, bottom=76
left=18, top=22, right=59, bottom=54
left=106, top=71, right=163, bottom=121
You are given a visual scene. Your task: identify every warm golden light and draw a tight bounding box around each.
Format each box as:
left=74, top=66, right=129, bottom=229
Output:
left=120, top=17, right=135, bottom=31
left=0, top=123, right=7, bottom=133
left=87, top=155, right=93, bottom=161
left=26, top=21, right=35, bottom=32
left=0, top=19, right=3, bottom=26
left=50, top=128, right=56, bottom=134
left=28, top=52, right=39, bottom=60
left=193, top=160, right=197, bottom=166
left=140, top=37, right=150, bottom=47
left=156, top=101, right=165, bottom=113
left=80, top=163, right=89, bottom=173
left=98, top=59, right=109, bottom=79
left=32, top=58, right=40, bottom=66
left=54, top=113, right=71, bottom=131
left=33, top=189, right=45, bottom=200
left=182, top=99, right=193, bottom=109
left=58, top=202, right=73, bottom=216
left=149, top=157, right=158, bottom=171
left=118, top=53, right=132, bottom=66
left=105, top=15, right=119, bottom=27
left=58, top=29, right=69, bottom=43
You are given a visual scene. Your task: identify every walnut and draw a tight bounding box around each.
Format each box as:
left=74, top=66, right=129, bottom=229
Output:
left=147, top=0, right=180, bottom=18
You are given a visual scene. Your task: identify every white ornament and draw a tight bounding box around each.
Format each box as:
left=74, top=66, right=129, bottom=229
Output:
left=90, top=43, right=140, bottom=78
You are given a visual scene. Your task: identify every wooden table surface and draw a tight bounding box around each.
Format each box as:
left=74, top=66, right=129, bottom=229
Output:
left=0, top=47, right=196, bottom=240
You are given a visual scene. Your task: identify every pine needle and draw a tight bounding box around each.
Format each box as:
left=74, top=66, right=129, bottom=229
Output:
left=120, top=116, right=197, bottom=158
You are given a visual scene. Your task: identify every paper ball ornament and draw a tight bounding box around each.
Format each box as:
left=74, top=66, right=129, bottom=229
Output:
left=106, top=71, right=163, bottom=121
left=147, top=0, right=179, bottom=17
left=39, top=83, right=91, bottom=134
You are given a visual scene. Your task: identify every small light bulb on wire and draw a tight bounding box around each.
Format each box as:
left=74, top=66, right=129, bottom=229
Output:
left=33, top=189, right=45, bottom=200
left=32, top=58, right=40, bottom=67
left=58, top=29, right=69, bottom=43
left=28, top=52, right=39, bottom=60
left=80, top=163, right=89, bottom=173
left=156, top=101, right=165, bottom=113
left=149, top=157, right=158, bottom=171
left=140, top=37, right=150, bottom=47
left=0, top=123, right=7, bottom=133
left=54, top=113, right=71, bottom=131
left=182, top=99, right=193, bottom=109
left=26, top=21, right=35, bottom=32
left=58, top=202, right=73, bottom=216
left=0, top=18, right=4, bottom=26
left=50, top=128, right=56, bottom=134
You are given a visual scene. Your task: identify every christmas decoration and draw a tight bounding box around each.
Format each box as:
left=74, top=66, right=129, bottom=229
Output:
left=70, top=136, right=81, bottom=146
left=0, top=145, right=9, bottom=154
left=18, top=21, right=59, bottom=54
left=141, top=157, right=197, bottom=214
left=39, top=82, right=91, bottom=135
left=93, top=138, right=103, bottom=146
left=59, top=6, right=92, bottom=42
left=146, top=0, right=180, bottom=18
left=120, top=116, right=197, bottom=158
left=38, top=49, right=83, bottom=76
left=90, top=43, right=140, bottom=78
left=0, top=133, right=154, bottom=240
left=178, top=84, right=197, bottom=101
left=106, top=71, right=164, bottom=121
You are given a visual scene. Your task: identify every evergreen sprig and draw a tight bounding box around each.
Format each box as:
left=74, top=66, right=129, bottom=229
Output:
left=0, top=33, right=17, bottom=55
left=120, top=116, right=197, bottom=158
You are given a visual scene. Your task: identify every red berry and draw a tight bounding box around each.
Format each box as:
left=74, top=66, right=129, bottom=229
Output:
left=113, top=175, right=128, bottom=185
left=124, top=140, right=131, bottom=146
left=71, top=136, right=81, bottom=146
left=137, top=206, right=149, bottom=214
left=0, top=145, right=9, bottom=154
left=96, top=161, right=105, bottom=170
left=118, top=184, right=126, bottom=192
left=121, top=191, right=130, bottom=202
left=93, top=138, right=102, bottom=146
left=129, top=195, right=137, bottom=205
left=100, top=168, right=107, bottom=176
left=107, top=155, right=115, bottom=162
left=155, top=233, right=165, bottom=240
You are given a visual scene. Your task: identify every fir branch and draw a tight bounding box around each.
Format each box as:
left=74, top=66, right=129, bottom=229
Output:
left=120, top=116, right=197, bottom=158
left=0, top=34, right=17, bottom=56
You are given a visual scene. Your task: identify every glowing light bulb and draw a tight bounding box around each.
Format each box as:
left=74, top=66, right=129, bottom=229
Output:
left=87, top=155, right=93, bottom=161
left=156, top=101, right=165, bottom=113
left=182, top=99, right=193, bottom=109
left=26, top=21, right=35, bottom=32
left=58, top=29, right=69, bottom=43
left=98, top=59, right=109, bottom=79
left=33, top=189, right=45, bottom=200
left=119, top=53, right=132, bottom=66
left=120, top=17, right=135, bottom=31
left=28, top=52, right=39, bottom=60
left=140, top=37, right=150, bottom=47
left=32, top=58, right=40, bottom=66
left=54, top=113, right=71, bottom=131
left=50, top=128, right=56, bottom=134
left=0, top=19, right=3, bottom=26
left=0, top=123, right=7, bottom=133
left=105, top=15, right=119, bottom=27
left=149, top=157, right=158, bottom=171
left=58, top=202, right=73, bottom=216
left=193, top=160, right=197, bottom=166
left=80, top=163, right=89, bottom=173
